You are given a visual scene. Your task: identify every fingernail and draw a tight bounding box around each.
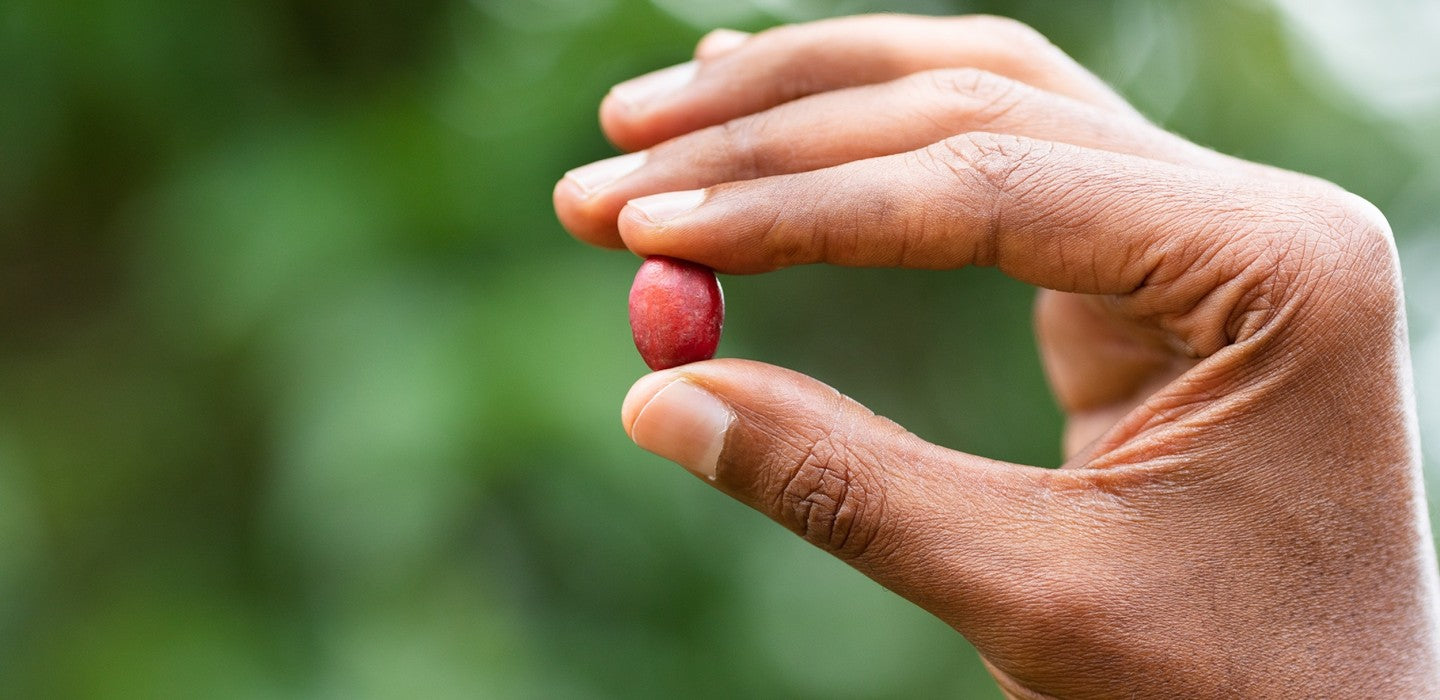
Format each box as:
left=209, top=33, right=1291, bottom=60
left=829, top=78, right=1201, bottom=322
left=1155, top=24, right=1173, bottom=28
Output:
left=623, top=375, right=733, bottom=480
left=564, top=152, right=647, bottom=197
left=700, top=28, right=750, bottom=57
left=629, top=189, right=705, bottom=224
left=611, top=61, right=698, bottom=111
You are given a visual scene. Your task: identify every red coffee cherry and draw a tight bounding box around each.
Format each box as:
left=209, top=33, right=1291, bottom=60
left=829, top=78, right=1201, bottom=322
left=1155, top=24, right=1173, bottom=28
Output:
left=628, top=256, right=724, bottom=371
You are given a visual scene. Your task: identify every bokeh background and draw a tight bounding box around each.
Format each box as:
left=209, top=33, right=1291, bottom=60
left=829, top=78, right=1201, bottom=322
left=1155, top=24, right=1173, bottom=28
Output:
left=3, top=0, right=1439, bottom=697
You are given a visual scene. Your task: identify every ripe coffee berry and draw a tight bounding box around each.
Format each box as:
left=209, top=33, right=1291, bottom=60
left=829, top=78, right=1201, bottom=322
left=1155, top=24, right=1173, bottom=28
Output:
left=628, top=256, right=724, bottom=371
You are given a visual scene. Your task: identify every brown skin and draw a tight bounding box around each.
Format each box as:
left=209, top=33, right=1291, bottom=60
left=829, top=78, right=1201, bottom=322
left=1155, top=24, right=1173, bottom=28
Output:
left=554, top=14, right=1440, bottom=698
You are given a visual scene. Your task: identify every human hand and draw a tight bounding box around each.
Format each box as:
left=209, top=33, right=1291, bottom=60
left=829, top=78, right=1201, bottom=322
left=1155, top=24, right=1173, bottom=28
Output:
left=553, top=15, right=1440, bottom=698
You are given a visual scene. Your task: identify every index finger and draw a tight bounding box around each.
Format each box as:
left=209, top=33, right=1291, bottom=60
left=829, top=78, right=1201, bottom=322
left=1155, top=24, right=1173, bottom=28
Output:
left=617, top=133, right=1325, bottom=358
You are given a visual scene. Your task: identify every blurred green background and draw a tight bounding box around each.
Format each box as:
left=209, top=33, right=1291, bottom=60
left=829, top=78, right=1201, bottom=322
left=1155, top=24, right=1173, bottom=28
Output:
left=3, top=0, right=1439, bottom=697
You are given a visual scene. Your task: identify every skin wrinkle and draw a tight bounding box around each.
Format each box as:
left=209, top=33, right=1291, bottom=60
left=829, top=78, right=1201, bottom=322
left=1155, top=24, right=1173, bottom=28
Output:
left=741, top=392, right=884, bottom=558
left=1082, top=341, right=1294, bottom=473
left=931, top=68, right=1028, bottom=130
left=1162, top=258, right=1267, bottom=353
left=1048, top=224, right=1272, bottom=420
left=1065, top=313, right=1319, bottom=483
left=783, top=434, right=848, bottom=549
left=716, top=117, right=769, bottom=182
left=832, top=427, right=896, bottom=557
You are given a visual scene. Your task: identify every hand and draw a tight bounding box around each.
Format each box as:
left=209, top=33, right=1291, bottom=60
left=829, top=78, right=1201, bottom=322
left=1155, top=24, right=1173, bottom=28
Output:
left=554, top=15, right=1440, bottom=698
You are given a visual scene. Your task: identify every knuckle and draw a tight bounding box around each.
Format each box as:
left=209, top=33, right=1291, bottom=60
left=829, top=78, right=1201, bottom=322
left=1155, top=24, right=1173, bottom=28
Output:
left=920, top=66, right=1003, bottom=96
left=1327, top=190, right=1398, bottom=265
left=714, top=116, right=771, bottom=180
left=918, top=132, right=1052, bottom=268
left=937, top=132, right=1047, bottom=193
left=1313, top=193, right=1401, bottom=301
left=917, top=68, right=1027, bottom=127
left=770, top=427, right=887, bottom=559
left=1278, top=190, right=1400, bottom=292
left=1228, top=188, right=1402, bottom=345
left=752, top=178, right=827, bottom=267
left=655, top=113, right=778, bottom=183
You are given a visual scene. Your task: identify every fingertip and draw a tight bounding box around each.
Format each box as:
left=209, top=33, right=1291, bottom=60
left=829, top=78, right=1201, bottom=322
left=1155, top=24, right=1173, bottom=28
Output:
left=599, top=93, right=651, bottom=152
left=615, top=200, right=662, bottom=256
left=622, top=371, right=734, bottom=480
left=615, top=200, right=681, bottom=260
left=552, top=174, right=583, bottom=219
left=695, top=28, right=750, bottom=60
left=601, top=61, right=699, bottom=151
left=553, top=177, right=626, bottom=249
left=622, top=370, right=682, bottom=438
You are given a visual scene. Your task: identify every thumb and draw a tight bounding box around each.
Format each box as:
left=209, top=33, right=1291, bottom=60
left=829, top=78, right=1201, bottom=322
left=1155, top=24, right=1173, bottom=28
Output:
left=621, top=358, right=1064, bottom=623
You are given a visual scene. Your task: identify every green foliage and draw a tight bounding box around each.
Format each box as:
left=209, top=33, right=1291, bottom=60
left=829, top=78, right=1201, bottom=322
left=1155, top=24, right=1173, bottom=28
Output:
left=1, top=0, right=1437, bottom=697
